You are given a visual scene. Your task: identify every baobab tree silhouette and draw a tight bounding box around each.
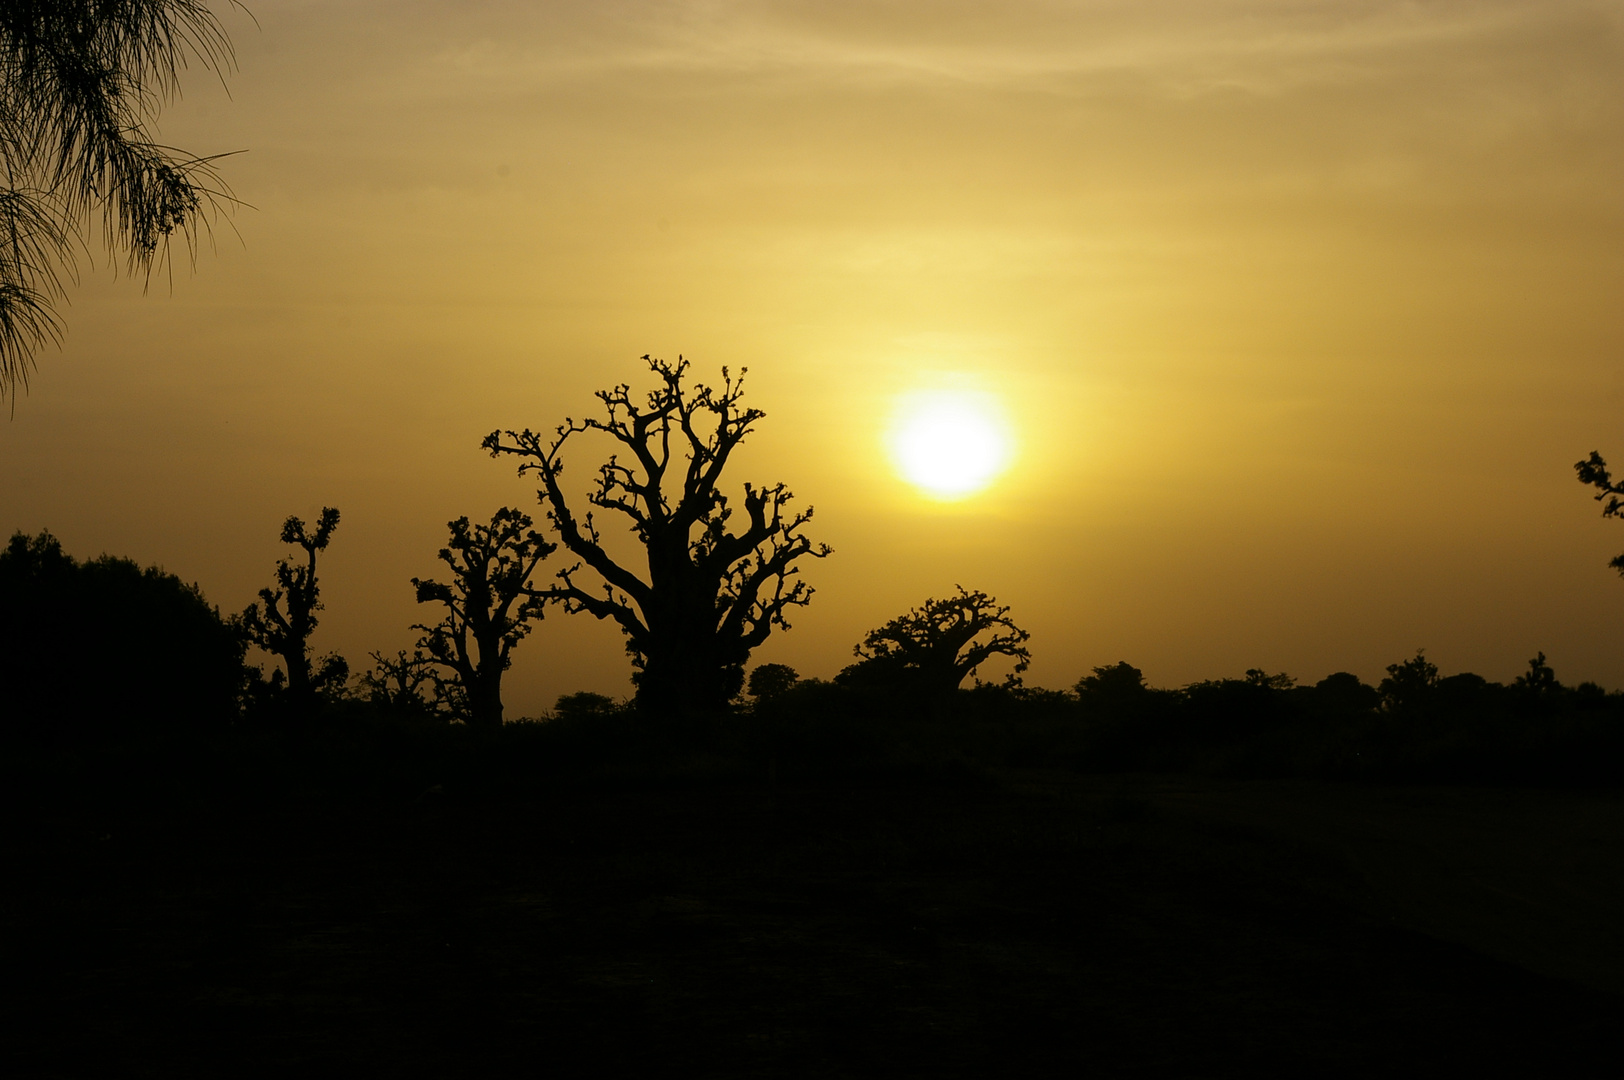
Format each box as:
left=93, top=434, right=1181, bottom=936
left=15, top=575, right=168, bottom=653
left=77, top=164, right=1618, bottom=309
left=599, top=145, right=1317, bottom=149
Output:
left=411, top=507, right=554, bottom=729
left=484, top=357, right=830, bottom=714
left=843, top=586, right=1031, bottom=699
left=240, top=508, right=345, bottom=714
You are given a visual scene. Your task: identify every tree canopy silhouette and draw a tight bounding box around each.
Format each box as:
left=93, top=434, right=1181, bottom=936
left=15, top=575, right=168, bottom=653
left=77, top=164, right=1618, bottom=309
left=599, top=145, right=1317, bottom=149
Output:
left=1576, top=451, right=1624, bottom=577
left=1378, top=649, right=1438, bottom=713
left=0, top=0, right=240, bottom=401
left=1513, top=651, right=1561, bottom=697
left=411, top=507, right=554, bottom=729
left=1074, top=661, right=1155, bottom=718
left=841, top=586, right=1031, bottom=698
left=1311, top=672, right=1380, bottom=714
left=240, top=508, right=345, bottom=713
left=1, top=529, right=243, bottom=739
left=484, top=356, right=831, bottom=713
left=747, top=662, right=800, bottom=703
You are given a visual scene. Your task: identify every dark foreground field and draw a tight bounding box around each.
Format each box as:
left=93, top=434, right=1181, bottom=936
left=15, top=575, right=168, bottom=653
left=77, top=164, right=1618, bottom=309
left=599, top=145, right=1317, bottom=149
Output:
left=6, top=772, right=1621, bottom=1077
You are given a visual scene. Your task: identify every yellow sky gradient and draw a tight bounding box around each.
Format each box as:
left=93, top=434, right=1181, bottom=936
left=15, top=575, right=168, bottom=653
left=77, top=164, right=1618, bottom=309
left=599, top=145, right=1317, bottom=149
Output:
left=4, top=0, right=1623, bottom=711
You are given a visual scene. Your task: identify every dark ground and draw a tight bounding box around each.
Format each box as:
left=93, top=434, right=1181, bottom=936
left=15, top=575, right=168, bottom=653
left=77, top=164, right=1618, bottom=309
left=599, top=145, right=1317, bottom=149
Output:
left=5, top=771, right=1621, bottom=1077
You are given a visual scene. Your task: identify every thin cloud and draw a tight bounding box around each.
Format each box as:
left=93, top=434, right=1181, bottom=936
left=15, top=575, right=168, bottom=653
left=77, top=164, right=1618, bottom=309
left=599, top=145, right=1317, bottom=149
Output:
left=413, top=0, right=1589, bottom=98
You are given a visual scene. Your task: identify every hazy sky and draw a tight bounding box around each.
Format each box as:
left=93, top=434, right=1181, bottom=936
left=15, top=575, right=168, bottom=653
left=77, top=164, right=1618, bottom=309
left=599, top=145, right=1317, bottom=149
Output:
left=4, top=0, right=1623, bottom=712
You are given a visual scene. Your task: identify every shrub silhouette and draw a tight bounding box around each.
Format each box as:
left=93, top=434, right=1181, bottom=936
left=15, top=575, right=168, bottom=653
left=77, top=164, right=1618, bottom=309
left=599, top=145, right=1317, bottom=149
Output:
left=1243, top=668, right=1295, bottom=690
left=240, top=508, right=346, bottom=714
left=0, top=530, right=244, bottom=740
left=1182, top=671, right=1297, bottom=747
left=485, top=356, right=831, bottom=715
left=552, top=691, right=622, bottom=721
left=1074, top=661, right=1150, bottom=706
left=1513, top=652, right=1561, bottom=697
left=1311, top=672, right=1380, bottom=714
left=411, top=508, right=555, bottom=729
left=747, top=663, right=799, bottom=703
left=840, top=586, right=1030, bottom=700
left=1379, top=650, right=1439, bottom=714
left=1434, top=672, right=1496, bottom=712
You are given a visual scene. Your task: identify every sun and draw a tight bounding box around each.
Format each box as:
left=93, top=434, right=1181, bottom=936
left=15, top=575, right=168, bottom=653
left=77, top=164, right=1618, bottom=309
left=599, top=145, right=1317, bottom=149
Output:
left=889, top=390, right=1013, bottom=499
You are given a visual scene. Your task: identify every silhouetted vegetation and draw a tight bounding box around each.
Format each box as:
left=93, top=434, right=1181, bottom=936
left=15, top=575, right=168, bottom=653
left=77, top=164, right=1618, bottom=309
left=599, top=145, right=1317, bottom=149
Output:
left=746, top=662, right=799, bottom=702
left=6, top=426, right=1623, bottom=1076
left=411, top=508, right=554, bottom=729
left=358, top=648, right=444, bottom=723
left=0, top=0, right=239, bottom=400
left=838, top=586, right=1031, bottom=703
left=484, top=357, right=831, bottom=714
left=732, top=645, right=1621, bottom=788
left=17, top=365, right=1607, bottom=793
left=1576, top=450, right=1624, bottom=576
left=0, top=529, right=243, bottom=742
left=4, top=520, right=1619, bottom=791
left=239, top=508, right=346, bottom=717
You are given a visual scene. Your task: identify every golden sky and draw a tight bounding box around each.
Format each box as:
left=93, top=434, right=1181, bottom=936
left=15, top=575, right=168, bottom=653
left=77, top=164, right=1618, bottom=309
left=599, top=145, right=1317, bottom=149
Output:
left=4, top=0, right=1623, bottom=711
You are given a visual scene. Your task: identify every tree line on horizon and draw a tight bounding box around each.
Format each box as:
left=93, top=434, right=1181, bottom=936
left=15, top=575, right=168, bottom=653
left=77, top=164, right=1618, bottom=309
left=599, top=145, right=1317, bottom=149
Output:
left=4, top=512, right=1619, bottom=788
left=4, top=359, right=1624, bottom=787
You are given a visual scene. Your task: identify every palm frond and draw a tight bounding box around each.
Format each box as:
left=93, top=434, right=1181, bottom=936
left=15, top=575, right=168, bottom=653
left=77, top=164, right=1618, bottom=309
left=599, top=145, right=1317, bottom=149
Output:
left=0, top=0, right=240, bottom=402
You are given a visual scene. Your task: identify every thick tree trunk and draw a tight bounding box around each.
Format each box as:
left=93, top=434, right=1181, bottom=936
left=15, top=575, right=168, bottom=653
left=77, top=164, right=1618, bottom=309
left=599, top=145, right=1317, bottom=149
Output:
left=282, top=649, right=314, bottom=712
left=635, top=631, right=744, bottom=715
left=630, top=543, right=751, bottom=715
left=468, top=669, right=506, bottom=730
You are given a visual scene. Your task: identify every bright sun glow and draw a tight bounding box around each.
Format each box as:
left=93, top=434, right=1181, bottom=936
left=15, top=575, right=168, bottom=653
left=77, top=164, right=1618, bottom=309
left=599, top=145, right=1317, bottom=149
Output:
left=889, top=390, right=1013, bottom=499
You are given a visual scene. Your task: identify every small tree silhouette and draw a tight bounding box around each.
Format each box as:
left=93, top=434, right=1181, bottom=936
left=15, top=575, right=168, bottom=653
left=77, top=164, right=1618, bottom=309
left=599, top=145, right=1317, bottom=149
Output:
left=1074, top=661, right=1155, bottom=721
left=747, top=663, right=799, bottom=703
left=411, top=508, right=555, bottom=729
left=552, top=691, right=621, bottom=721
left=1075, top=662, right=1147, bottom=698
left=1513, top=651, right=1561, bottom=696
left=240, top=508, right=345, bottom=712
left=484, top=357, right=831, bottom=714
left=1378, top=649, right=1438, bottom=713
left=359, top=649, right=445, bottom=721
left=1312, top=672, right=1380, bottom=713
left=843, top=586, right=1031, bottom=698
left=1575, top=451, right=1624, bottom=576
